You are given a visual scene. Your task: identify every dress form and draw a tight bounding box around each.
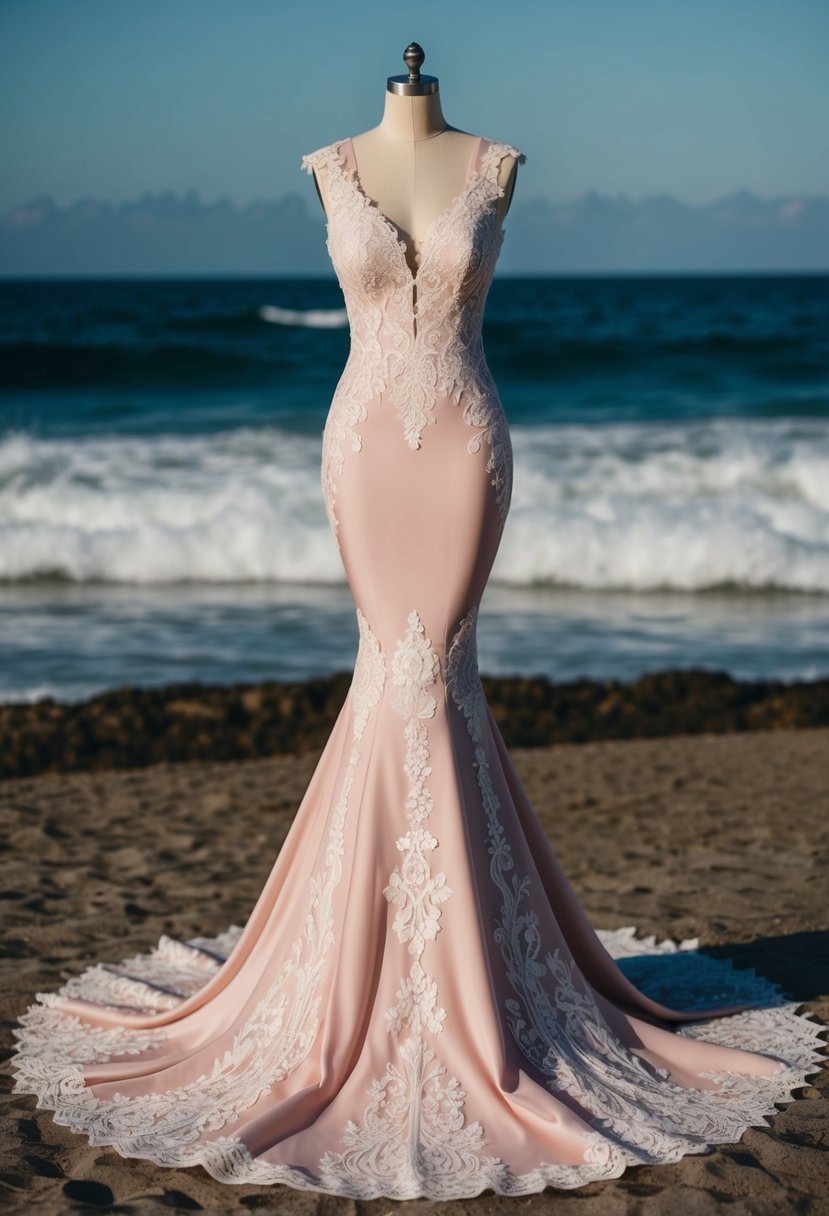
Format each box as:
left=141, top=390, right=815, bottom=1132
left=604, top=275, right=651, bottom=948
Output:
left=306, top=43, right=519, bottom=277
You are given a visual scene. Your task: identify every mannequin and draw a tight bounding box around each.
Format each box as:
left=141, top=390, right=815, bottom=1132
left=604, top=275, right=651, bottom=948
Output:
left=306, top=43, right=519, bottom=278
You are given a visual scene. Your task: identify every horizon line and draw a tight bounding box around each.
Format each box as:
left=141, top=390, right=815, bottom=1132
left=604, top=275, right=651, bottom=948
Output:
left=2, top=269, right=828, bottom=282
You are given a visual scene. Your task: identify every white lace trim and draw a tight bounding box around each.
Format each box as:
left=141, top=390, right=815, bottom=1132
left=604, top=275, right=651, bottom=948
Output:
left=350, top=607, right=385, bottom=740
left=10, top=741, right=361, bottom=1164
left=10, top=918, right=825, bottom=1198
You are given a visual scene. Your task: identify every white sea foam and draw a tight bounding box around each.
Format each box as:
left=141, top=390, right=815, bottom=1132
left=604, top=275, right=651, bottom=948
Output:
left=1, top=418, right=828, bottom=592
left=258, top=305, right=349, bottom=328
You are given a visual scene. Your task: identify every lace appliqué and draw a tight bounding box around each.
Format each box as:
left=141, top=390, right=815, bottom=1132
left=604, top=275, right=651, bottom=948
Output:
left=318, top=609, right=503, bottom=1195
left=318, top=1035, right=510, bottom=1199
left=11, top=919, right=825, bottom=1198
left=301, top=138, right=524, bottom=539
left=445, top=606, right=826, bottom=1170
left=10, top=740, right=362, bottom=1164
left=433, top=141, right=522, bottom=534
left=302, top=143, right=388, bottom=537
left=385, top=611, right=449, bottom=1017
left=350, top=607, right=385, bottom=739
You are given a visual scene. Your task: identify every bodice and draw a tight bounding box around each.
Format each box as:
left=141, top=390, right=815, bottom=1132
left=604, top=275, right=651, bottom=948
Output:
left=300, top=135, right=526, bottom=538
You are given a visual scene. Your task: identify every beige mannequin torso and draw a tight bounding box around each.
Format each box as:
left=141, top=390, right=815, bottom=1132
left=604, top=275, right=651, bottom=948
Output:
left=307, top=91, right=519, bottom=278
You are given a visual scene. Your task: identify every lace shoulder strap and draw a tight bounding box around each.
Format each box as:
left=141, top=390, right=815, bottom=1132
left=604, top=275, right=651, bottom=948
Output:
left=480, top=140, right=527, bottom=172
left=470, top=140, right=526, bottom=205
left=498, top=141, right=527, bottom=165
left=299, top=141, right=344, bottom=176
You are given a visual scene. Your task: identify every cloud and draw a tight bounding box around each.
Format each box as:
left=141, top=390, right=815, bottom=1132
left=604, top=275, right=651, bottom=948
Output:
left=0, top=191, right=319, bottom=277
left=511, top=190, right=829, bottom=272
left=1, top=187, right=827, bottom=275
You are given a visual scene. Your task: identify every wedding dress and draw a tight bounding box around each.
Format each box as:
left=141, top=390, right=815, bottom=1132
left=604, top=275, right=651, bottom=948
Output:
left=10, top=134, right=825, bottom=1201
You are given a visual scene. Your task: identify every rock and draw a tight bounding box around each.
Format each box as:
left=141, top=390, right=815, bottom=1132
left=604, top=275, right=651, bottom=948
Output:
left=0, top=669, right=826, bottom=780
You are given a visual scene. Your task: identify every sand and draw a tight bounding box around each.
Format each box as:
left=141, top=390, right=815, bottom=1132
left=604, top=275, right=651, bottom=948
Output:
left=1, top=727, right=827, bottom=1214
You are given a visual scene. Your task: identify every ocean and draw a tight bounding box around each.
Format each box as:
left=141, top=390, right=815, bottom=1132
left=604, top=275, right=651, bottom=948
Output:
left=1, top=273, right=827, bottom=704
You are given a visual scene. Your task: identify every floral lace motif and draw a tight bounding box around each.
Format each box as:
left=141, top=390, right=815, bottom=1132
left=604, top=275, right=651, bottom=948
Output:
left=390, top=607, right=439, bottom=718
left=319, top=609, right=501, bottom=1194
left=445, top=606, right=827, bottom=1171
left=384, top=611, right=450, bottom=1023
left=300, top=138, right=523, bottom=540
left=10, top=921, right=825, bottom=1198
left=350, top=607, right=385, bottom=739
left=10, top=719, right=366, bottom=1165
left=318, top=1035, right=510, bottom=1199
left=301, top=142, right=384, bottom=536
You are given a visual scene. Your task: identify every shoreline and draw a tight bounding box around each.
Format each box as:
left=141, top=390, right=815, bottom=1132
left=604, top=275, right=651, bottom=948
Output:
left=1, top=668, right=827, bottom=781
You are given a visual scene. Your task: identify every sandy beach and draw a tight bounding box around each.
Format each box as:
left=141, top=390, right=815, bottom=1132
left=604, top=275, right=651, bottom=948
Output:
left=1, top=724, right=827, bottom=1214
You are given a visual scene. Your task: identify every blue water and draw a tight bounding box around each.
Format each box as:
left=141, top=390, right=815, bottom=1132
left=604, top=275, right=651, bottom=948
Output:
left=1, top=274, right=828, bottom=703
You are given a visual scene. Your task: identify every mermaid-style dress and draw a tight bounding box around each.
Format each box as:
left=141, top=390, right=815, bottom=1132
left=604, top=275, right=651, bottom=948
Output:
left=10, top=134, right=825, bottom=1201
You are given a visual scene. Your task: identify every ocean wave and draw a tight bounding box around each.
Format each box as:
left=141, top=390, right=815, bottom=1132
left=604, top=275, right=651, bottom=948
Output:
left=259, top=305, right=349, bottom=328
left=1, top=418, right=828, bottom=592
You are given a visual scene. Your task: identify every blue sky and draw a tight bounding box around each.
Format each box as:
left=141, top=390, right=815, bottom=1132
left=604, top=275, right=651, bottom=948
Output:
left=2, top=0, right=828, bottom=216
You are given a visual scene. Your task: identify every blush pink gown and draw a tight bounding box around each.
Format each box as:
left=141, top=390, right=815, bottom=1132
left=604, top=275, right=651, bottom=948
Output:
left=10, top=134, right=825, bottom=1201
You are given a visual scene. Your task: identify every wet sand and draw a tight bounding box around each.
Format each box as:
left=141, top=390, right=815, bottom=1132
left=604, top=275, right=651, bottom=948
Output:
left=1, top=726, right=827, bottom=1214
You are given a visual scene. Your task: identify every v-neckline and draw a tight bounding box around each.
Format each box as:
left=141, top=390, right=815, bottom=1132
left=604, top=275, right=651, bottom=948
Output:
left=340, top=135, right=485, bottom=285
